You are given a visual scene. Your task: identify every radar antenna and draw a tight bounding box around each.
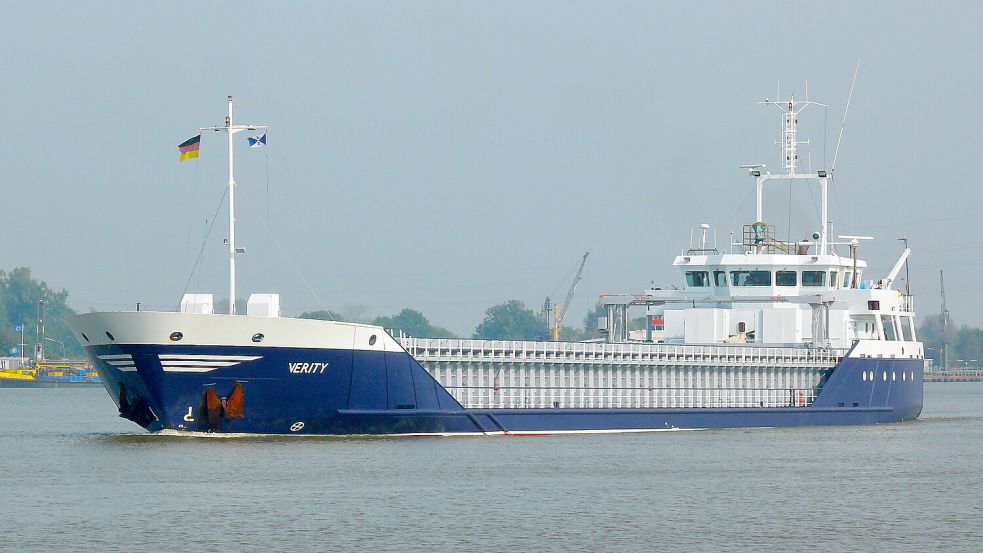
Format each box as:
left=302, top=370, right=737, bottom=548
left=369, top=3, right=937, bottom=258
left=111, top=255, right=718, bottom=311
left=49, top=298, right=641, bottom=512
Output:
left=758, top=94, right=826, bottom=175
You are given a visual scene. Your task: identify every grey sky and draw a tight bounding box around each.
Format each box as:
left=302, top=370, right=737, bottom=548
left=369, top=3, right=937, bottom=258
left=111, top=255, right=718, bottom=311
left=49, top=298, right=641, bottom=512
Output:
left=2, top=2, right=981, bottom=334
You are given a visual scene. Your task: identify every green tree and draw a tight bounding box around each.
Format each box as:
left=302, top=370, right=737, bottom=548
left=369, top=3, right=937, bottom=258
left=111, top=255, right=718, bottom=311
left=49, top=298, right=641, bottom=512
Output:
left=299, top=309, right=345, bottom=321
left=372, top=308, right=456, bottom=338
left=582, top=303, right=606, bottom=339
left=0, top=267, right=81, bottom=358
left=0, top=296, right=16, bottom=352
left=955, top=326, right=983, bottom=365
left=918, top=314, right=955, bottom=364
left=473, top=300, right=542, bottom=340
left=558, top=325, right=583, bottom=341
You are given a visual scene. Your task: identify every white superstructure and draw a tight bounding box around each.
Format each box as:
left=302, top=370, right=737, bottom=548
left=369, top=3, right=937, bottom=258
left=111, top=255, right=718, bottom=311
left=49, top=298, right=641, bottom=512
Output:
left=600, top=92, right=919, bottom=355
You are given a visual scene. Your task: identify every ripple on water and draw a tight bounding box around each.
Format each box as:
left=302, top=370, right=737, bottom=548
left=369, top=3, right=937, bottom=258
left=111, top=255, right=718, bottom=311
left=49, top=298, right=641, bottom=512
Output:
left=1, top=384, right=982, bottom=552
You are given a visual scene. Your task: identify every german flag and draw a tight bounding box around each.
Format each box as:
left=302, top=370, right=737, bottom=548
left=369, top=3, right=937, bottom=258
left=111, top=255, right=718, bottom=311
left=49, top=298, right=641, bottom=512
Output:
left=178, top=134, right=201, bottom=161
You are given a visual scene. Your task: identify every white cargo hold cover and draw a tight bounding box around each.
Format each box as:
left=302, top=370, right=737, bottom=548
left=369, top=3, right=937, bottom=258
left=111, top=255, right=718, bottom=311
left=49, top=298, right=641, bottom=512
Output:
left=180, top=293, right=213, bottom=314
left=247, top=293, right=280, bottom=317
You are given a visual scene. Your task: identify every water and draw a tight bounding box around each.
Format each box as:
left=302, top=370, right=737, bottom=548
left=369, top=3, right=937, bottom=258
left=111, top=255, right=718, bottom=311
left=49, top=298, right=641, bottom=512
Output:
left=1, top=385, right=981, bottom=552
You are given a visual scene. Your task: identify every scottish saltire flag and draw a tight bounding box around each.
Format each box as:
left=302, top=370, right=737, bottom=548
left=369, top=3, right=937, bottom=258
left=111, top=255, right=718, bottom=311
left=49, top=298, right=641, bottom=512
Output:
left=247, top=132, right=267, bottom=148
left=178, top=134, right=201, bottom=161
left=8, top=346, right=19, bottom=355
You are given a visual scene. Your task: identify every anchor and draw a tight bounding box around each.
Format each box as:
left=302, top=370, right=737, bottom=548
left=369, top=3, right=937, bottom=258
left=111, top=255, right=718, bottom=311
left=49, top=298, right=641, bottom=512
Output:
left=199, top=381, right=245, bottom=430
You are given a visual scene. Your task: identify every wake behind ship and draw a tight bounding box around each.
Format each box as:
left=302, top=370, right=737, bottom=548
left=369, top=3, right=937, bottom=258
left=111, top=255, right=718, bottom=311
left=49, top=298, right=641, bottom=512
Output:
left=68, top=94, right=923, bottom=436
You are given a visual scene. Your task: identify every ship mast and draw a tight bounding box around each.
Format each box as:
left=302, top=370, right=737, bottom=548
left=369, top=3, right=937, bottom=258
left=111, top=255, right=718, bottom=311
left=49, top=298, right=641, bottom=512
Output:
left=202, top=96, right=267, bottom=315
left=747, top=93, right=830, bottom=254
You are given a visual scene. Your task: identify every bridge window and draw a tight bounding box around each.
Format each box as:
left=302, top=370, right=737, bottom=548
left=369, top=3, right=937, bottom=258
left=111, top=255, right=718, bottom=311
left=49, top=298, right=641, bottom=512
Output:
left=713, top=270, right=727, bottom=287
left=776, top=271, right=797, bottom=286
left=730, top=270, right=772, bottom=286
left=843, top=271, right=853, bottom=288
left=802, top=271, right=825, bottom=287
left=881, top=315, right=898, bottom=341
left=899, top=317, right=912, bottom=341
left=685, top=271, right=710, bottom=287
left=830, top=270, right=839, bottom=289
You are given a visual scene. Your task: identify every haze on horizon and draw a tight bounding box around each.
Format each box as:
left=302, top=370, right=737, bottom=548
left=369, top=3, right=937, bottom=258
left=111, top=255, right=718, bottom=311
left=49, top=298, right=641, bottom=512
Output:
left=2, top=2, right=980, bottom=335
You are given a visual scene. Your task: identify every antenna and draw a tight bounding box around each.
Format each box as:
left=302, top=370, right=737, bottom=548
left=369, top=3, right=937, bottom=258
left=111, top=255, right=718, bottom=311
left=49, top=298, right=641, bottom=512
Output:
left=758, top=92, right=827, bottom=175
left=831, top=59, right=861, bottom=174
left=898, top=236, right=911, bottom=295
left=837, top=235, right=873, bottom=288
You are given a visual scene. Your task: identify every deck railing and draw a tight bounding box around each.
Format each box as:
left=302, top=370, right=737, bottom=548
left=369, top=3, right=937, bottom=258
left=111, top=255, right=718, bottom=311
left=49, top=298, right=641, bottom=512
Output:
left=398, top=336, right=845, bottom=368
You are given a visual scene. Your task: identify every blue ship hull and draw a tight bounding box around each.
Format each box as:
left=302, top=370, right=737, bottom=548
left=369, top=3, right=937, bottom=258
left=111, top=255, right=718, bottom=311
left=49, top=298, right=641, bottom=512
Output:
left=84, top=342, right=923, bottom=435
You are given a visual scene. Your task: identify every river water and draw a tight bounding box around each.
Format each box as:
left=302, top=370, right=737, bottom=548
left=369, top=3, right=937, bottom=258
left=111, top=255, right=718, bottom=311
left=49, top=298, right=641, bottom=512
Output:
left=1, top=384, right=981, bottom=552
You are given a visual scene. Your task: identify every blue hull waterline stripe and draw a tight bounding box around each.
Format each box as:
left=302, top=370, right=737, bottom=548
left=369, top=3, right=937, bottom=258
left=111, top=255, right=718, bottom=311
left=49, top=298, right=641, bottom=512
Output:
left=85, top=342, right=923, bottom=436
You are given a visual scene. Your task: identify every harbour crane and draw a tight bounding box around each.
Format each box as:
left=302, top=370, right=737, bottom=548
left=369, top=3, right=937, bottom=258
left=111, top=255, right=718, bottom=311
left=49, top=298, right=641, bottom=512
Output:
left=552, top=252, right=589, bottom=341
left=941, top=269, right=950, bottom=371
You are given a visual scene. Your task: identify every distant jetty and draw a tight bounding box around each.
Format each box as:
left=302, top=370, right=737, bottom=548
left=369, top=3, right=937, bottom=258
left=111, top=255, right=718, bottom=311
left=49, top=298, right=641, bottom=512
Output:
left=924, top=366, right=983, bottom=383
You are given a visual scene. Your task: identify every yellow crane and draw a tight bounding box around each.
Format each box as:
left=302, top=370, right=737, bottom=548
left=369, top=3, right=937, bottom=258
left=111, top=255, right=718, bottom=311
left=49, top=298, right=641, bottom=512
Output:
left=552, top=252, right=589, bottom=341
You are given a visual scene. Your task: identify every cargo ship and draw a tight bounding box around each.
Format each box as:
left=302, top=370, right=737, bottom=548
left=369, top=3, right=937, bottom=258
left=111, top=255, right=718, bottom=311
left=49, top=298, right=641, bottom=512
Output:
left=67, top=94, right=922, bottom=435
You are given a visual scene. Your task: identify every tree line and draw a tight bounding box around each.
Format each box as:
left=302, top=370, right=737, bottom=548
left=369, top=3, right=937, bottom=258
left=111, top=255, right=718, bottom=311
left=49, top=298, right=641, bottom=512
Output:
left=8, top=264, right=973, bottom=359
left=0, top=267, right=82, bottom=358
left=302, top=300, right=602, bottom=341
left=917, top=314, right=983, bottom=366
left=0, top=266, right=592, bottom=360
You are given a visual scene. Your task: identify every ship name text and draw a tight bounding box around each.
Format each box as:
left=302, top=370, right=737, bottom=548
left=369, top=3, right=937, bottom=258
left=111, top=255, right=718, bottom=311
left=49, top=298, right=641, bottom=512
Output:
left=289, top=362, right=329, bottom=374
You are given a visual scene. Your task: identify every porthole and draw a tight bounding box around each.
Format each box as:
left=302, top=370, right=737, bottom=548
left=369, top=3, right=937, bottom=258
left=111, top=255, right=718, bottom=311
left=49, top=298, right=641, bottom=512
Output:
left=368, top=334, right=377, bottom=346
left=911, top=371, right=915, bottom=380
left=169, top=332, right=183, bottom=342
left=869, top=371, right=874, bottom=381
left=106, top=331, right=115, bottom=341
left=882, top=371, right=887, bottom=381
left=862, top=371, right=867, bottom=382
left=81, top=332, right=89, bottom=342
left=902, top=372, right=906, bottom=381
left=892, top=371, right=896, bottom=381
left=252, top=333, right=264, bottom=343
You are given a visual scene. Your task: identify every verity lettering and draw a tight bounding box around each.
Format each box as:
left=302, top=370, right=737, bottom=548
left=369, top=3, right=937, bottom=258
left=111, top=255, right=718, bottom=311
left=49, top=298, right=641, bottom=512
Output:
left=289, top=362, right=329, bottom=374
